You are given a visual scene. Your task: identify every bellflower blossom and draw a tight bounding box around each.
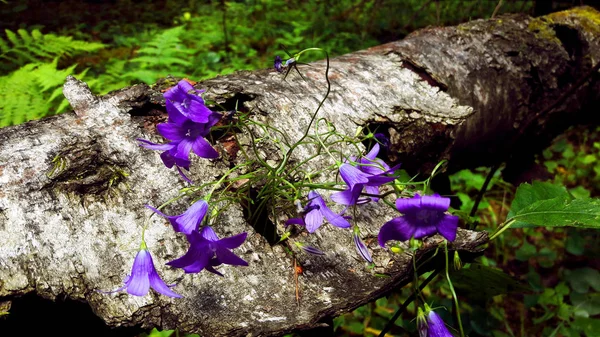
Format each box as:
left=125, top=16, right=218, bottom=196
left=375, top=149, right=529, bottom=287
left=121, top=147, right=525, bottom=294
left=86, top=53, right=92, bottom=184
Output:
left=295, top=242, right=325, bottom=256
left=138, top=80, right=221, bottom=182
left=285, top=190, right=351, bottom=233
left=146, top=199, right=208, bottom=235
left=274, top=56, right=284, bottom=73
left=163, top=80, right=214, bottom=123
left=353, top=227, right=373, bottom=263
left=168, top=226, right=248, bottom=275
left=108, top=244, right=181, bottom=298
left=378, top=194, right=459, bottom=247
left=417, top=304, right=453, bottom=337
left=331, top=143, right=400, bottom=205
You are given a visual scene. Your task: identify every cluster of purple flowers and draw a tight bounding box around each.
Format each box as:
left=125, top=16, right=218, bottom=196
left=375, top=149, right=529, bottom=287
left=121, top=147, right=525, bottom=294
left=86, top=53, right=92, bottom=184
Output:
left=137, top=80, right=221, bottom=183
left=285, top=139, right=459, bottom=263
left=109, top=80, right=247, bottom=298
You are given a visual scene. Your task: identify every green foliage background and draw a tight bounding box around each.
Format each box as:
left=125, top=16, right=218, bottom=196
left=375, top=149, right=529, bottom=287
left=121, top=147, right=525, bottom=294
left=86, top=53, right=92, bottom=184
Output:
left=2, top=1, right=599, bottom=337
left=0, top=0, right=534, bottom=127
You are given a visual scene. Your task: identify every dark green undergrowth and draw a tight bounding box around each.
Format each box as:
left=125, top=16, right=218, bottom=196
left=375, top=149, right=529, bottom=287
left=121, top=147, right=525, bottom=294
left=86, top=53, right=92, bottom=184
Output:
left=0, top=0, right=534, bottom=127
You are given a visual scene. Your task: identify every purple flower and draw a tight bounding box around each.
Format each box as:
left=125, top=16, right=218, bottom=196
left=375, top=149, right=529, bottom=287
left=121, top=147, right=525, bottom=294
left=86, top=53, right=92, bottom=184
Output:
left=353, top=227, right=372, bottom=263
left=109, top=247, right=181, bottom=298
left=374, top=133, right=390, bottom=150
left=378, top=194, right=459, bottom=247
left=285, top=190, right=351, bottom=233
left=163, top=80, right=214, bottom=123
left=274, top=56, right=284, bottom=73
left=167, top=226, right=248, bottom=275
left=146, top=200, right=208, bottom=235
left=295, top=242, right=325, bottom=256
left=417, top=305, right=453, bottom=337
left=331, top=143, right=399, bottom=205
left=138, top=80, right=221, bottom=182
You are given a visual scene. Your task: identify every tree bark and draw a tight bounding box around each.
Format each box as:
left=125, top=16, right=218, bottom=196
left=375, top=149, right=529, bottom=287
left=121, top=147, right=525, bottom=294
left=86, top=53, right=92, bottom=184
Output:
left=1, top=6, right=599, bottom=337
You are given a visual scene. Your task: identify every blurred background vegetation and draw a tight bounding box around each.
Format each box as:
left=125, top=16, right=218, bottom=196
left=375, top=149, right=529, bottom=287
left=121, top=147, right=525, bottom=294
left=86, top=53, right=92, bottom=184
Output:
left=1, top=0, right=599, bottom=336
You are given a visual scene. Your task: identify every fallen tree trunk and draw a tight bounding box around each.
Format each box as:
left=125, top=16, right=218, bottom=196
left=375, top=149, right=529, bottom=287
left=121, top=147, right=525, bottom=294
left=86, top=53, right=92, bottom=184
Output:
left=0, top=6, right=599, bottom=337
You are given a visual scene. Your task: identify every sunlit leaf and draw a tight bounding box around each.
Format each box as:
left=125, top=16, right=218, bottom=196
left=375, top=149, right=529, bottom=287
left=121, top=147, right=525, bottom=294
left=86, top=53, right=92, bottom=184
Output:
left=507, top=181, right=600, bottom=229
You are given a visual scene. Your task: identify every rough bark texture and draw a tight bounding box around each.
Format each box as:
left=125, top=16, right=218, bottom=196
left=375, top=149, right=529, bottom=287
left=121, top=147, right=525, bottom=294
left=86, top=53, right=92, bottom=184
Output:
left=1, top=6, right=599, bottom=337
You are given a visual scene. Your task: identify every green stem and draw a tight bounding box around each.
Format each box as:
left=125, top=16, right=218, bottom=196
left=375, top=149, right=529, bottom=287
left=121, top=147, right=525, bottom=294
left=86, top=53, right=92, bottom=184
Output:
left=444, top=241, right=464, bottom=337
left=489, top=218, right=516, bottom=241
left=378, top=269, right=441, bottom=337
left=277, top=48, right=331, bottom=173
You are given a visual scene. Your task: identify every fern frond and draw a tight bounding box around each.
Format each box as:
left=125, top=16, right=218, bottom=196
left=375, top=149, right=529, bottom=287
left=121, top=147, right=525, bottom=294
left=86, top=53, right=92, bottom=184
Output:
left=127, top=26, right=195, bottom=83
left=0, top=60, right=83, bottom=127
left=0, top=64, right=50, bottom=126
left=0, top=29, right=105, bottom=73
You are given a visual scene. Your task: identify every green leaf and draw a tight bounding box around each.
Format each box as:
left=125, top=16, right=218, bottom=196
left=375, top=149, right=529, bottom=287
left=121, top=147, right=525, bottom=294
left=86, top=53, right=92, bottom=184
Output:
left=566, top=230, right=585, bottom=256
left=569, top=186, right=591, bottom=199
left=451, top=264, right=531, bottom=302
left=572, top=317, right=600, bottom=336
left=515, top=242, right=537, bottom=261
left=508, top=181, right=571, bottom=218
left=146, top=328, right=174, bottom=337
left=564, top=268, right=600, bottom=293
left=571, top=292, right=600, bottom=316
left=507, top=182, right=600, bottom=229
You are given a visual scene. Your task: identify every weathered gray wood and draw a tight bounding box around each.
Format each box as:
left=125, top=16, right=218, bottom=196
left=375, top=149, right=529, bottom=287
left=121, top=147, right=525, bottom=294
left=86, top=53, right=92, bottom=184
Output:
left=0, top=6, right=599, bottom=337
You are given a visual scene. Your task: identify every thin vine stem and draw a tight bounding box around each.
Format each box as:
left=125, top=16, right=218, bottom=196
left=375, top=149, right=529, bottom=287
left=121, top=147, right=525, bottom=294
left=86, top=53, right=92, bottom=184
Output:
left=378, top=269, right=441, bottom=337
left=277, top=48, right=331, bottom=174
left=444, top=241, right=464, bottom=337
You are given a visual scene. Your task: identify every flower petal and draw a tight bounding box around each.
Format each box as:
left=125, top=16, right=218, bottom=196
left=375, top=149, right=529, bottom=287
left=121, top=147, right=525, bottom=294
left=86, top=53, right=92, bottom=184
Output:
left=126, top=250, right=151, bottom=296
left=192, top=136, right=219, bottom=159
left=339, top=163, right=370, bottom=187
left=330, top=188, right=363, bottom=206
left=363, top=185, right=380, bottom=203
left=304, top=207, right=323, bottom=233
left=175, top=138, right=194, bottom=160
left=145, top=204, right=169, bottom=218
left=160, top=151, right=176, bottom=168
left=436, top=214, right=459, bottom=241
left=353, top=232, right=372, bottom=263
left=205, top=265, right=224, bottom=277
left=181, top=251, right=211, bottom=274
left=395, top=196, right=422, bottom=214
left=215, top=245, right=248, bottom=266
left=200, top=226, right=219, bottom=241
left=176, top=166, right=193, bottom=184
left=364, top=143, right=380, bottom=161
left=186, top=100, right=213, bottom=123
left=300, top=245, right=325, bottom=255
left=165, top=80, right=194, bottom=101
left=420, top=194, right=450, bottom=212
left=157, top=123, right=185, bottom=141
left=426, top=311, right=453, bottom=337
left=285, top=217, right=305, bottom=227
left=166, top=100, right=188, bottom=125
left=218, top=232, right=248, bottom=249
left=137, top=138, right=175, bottom=151
left=149, top=269, right=182, bottom=298
left=378, top=217, right=415, bottom=247
left=311, top=191, right=351, bottom=229
left=412, top=222, right=438, bottom=239
left=173, top=200, right=208, bottom=234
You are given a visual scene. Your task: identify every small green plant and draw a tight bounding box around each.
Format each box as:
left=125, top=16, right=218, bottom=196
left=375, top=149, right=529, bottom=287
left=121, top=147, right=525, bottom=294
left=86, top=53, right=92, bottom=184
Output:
left=0, top=28, right=104, bottom=73
left=125, top=26, right=194, bottom=84
left=0, top=58, right=88, bottom=126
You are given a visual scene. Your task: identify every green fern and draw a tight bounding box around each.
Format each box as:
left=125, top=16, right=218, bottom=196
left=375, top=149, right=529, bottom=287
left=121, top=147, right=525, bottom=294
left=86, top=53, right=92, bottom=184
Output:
left=0, top=59, right=86, bottom=127
left=126, top=26, right=194, bottom=84
left=0, top=28, right=105, bottom=73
